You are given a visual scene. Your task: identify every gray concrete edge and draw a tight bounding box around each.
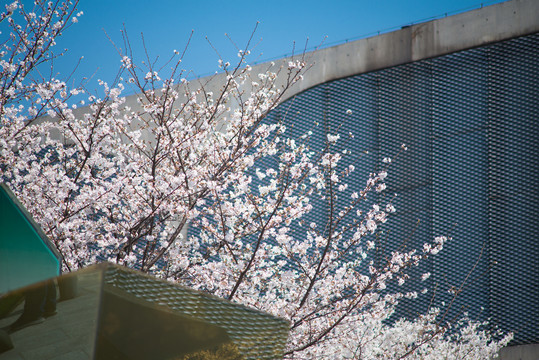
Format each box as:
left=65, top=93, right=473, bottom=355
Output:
left=65, top=0, right=539, bottom=124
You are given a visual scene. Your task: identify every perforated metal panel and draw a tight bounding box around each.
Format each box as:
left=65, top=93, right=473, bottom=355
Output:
left=266, top=32, right=539, bottom=345
left=487, top=34, right=539, bottom=345
left=104, top=265, right=290, bottom=360
left=268, top=85, right=329, bottom=241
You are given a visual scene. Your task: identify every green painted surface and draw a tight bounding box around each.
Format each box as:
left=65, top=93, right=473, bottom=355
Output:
left=0, top=184, right=60, bottom=294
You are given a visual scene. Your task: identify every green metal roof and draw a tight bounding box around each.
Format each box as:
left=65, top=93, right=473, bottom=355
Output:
left=0, top=183, right=61, bottom=294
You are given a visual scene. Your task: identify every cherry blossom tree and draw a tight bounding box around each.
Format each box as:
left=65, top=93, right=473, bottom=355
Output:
left=0, top=1, right=512, bottom=358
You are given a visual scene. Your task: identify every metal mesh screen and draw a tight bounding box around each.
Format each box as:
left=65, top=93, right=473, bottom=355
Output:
left=104, top=265, right=290, bottom=360
left=487, top=34, right=539, bottom=345
left=267, top=32, right=539, bottom=345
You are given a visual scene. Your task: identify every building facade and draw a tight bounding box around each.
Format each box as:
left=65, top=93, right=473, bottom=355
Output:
left=258, top=0, right=538, bottom=357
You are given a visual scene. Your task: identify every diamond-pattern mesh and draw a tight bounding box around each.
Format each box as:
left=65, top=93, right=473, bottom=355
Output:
left=327, top=74, right=380, bottom=227
left=270, top=85, right=329, bottom=240
left=104, top=265, right=290, bottom=360
left=376, top=62, right=435, bottom=316
left=265, top=32, right=539, bottom=345
left=431, top=48, right=491, bottom=325
left=488, top=34, right=539, bottom=345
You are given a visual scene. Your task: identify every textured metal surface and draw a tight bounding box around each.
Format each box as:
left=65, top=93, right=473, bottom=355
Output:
left=104, top=265, right=290, bottom=360
left=267, top=32, right=539, bottom=345
left=487, top=34, right=539, bottom=345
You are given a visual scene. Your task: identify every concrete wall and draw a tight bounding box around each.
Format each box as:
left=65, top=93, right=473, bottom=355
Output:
left=69, top=0, right=539, bottom=133
left=500, top=344, right=539, bottom=360
left=288, top=0, right=539, bottom=98
left=92, top=0, right=538, bottom=122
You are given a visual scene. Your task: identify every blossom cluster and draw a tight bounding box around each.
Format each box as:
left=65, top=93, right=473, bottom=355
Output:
left=0, top=1, right=512, bottom=358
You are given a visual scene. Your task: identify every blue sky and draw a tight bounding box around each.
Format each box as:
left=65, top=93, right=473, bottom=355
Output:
left=48, top=0, right=507, bottom=94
